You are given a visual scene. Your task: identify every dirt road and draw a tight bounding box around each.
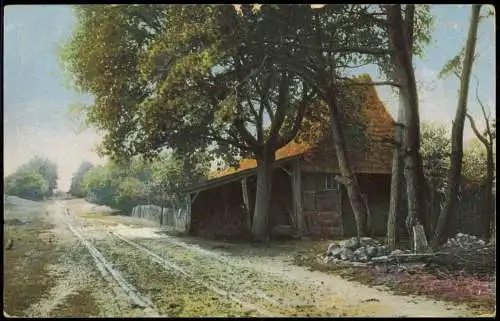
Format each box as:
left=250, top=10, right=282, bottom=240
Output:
left=4, top=198, right=475, bottom=317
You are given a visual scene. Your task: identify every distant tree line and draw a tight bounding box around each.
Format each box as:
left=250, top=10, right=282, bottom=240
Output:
left=4, top=156, right=58, bottom=201
left=69, top=152, right=209, bottom=212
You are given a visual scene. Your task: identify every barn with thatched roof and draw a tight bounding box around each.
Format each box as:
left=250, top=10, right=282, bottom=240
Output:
left=183, top=75, right=398, bottom=240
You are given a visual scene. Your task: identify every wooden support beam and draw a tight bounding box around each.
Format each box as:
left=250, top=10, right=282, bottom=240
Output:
left=362, top=192, right=372, bottom=236
left=279, top=165, right=293, bottom=177
left=241, top=177, right=252, bottom=231
left=292, top=159, right=303, bottom=237
left=334, top=174, right=348, bottom=186
left=191, top=191, right=200, bottom=204
left=338, top=183, right=344, bottom=237
left=185, top=195, right=192, bottom=233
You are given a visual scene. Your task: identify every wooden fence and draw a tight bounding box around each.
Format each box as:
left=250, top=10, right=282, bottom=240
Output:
left=130, top=197, right=191, bottom=232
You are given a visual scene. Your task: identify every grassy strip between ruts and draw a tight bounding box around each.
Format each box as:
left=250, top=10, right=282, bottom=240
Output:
left=134, top=238, right=344, bottom=317
left=93, top=238, right=257, bottom=317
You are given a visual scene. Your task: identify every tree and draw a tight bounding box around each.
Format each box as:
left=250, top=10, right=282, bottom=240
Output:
left=19, top=156, right=58, bottom=197
left=420, top=122, right=451, bottom=234
left=432, top=4, right=482, bottom=248
left=465, top=80, right=495, bottom=240
left=386, top=7, right=415, bottom=249
left=81, top=164, right=118, bottom=206
left=384, top=5, right=434, bottom=248
left=69, top=161, right=94, bottom=197
left=62, top=4, right=318, bottom=242
left=63, top=4, right=434, bottom=242
left=115, top=176, right=148, bottom=210
left=420, top=122, right=451, bottom=192
left=253, top=4, right=390, bottom=244
left=5, top=170, right=49, bottom=201
left=380, top=4, right=437, bottom=252
left=241, top=4, right=434, bottom=246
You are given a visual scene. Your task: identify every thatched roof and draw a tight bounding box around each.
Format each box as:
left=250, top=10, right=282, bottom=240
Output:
left=209, top=74, right=395, bottom=179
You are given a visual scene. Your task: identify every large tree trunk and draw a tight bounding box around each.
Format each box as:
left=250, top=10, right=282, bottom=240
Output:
left=387, top=92, right=405, bottom=249
left=490, top=177, right=496, bottom=246
left=326, top=87, right=368, bottom=245
left=251, top=148, right=275, bottom=242
left=432, top=5, right=481, bottom=248
left=483, top=146, right=493, bottom=240
left=387, top=5, right=429, bottom=252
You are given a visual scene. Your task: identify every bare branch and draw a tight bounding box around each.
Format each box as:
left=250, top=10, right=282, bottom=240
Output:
left=466, top=113, right=489, bottom=147
left=233, top=114, right=258, bottom=148
left=473, top=76, right=492, bottom=139
left=336, top=62, right=372, bottom=69
left=275, top=88, right=314, bottom=150
left=207, top=134, right=250, bottom=151
left=263, top=41, right=392, bottom=56
left=234, top=55, right=268, bottom=98
left=335, top=47, right=393, bottom=55
left=336, top=77, right=401, bottom=87
left=268, top=74, right=292, bottom=142
left=246, top=98, right=259, bottom=121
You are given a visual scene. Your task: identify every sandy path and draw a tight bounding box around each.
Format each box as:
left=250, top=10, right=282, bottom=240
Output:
left=21, top=200, right=159, bottom=317
left=60, top=198, right=472, bottom=317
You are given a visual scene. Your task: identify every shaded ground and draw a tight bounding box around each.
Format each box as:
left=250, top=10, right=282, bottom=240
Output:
left=292, top=241, right=496, bottom=315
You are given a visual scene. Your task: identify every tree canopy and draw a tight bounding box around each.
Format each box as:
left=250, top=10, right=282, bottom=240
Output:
left=61, top=4, right=436, bottom=241
left=71, top=151, right=209, bottom=211
left=69, top=161, right=94, bottom=197
left=5, top=170, right=49, bottom=201
left=5, top=156, right=58, bottom=200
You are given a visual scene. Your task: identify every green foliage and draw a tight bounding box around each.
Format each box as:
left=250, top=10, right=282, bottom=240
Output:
left=462, top=139, right=495, bottom=182
left=438, top=47, right=465, bottom=79
left=5, top=156, right=58, bottom=199
left=420, top=122, right=494, bottom=189
left=19, top=156, right=58, bottom=196
left=420, top=122, right=451, bottom=191
left=115, top=176, right=148, bottom=210
left=150, top=151, right=209, bottom=204
left=69, top=161, right=94, bottom=197
left=5, top=170, right=49, bottom=201
left=81, top=165, right=118, bottom=206
left=412, top=5, right=434, bottom=58
left=61, top=4, right=435, bottom=163
left=77, top=151, right=209, bottom=211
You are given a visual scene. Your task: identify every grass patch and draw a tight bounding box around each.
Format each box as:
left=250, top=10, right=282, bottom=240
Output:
left=3, top=221, right=59, bottom=316
left=80, top=212, right=112, bottom=220
left=95, top=240, right=250, bottom=317
left=51, top=288, right=100, bottom=317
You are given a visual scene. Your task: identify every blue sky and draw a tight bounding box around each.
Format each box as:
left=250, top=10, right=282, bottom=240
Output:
left=3, top=5, right=496, bottom=191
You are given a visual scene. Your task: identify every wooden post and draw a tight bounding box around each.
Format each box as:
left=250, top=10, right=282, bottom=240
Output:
left=241, top=177, right=252, bottom=231
left=186, top=195, right=192, bottom=233
left=160, top=194, right=165, bottom=226
left=338, top=183, right=344, bottom=237
left=362, top=193, right=372, bottom=236
left=292, top=159, right=303, bottom=237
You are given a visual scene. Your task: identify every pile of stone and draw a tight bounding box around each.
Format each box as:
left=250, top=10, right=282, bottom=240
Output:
left=323, top=237, right=411, bottom=264
left=441, top=233, right=487, bottom=250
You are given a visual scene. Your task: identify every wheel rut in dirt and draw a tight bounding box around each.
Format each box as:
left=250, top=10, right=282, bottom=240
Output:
left=105, top=230, right=278, bottom=316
